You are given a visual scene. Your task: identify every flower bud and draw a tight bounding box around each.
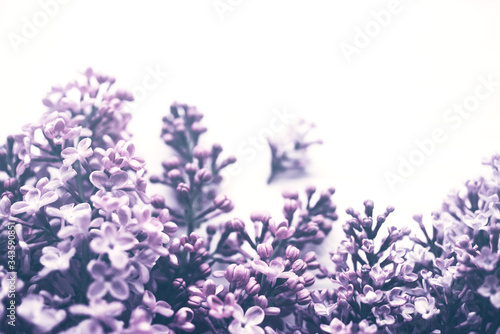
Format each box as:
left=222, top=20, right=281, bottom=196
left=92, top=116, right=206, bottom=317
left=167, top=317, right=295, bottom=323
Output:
left=283, top=199, right=299, bottom=217
left=257, top=243, right=273, bottom=259
left=194, top=168, right=212, bottom=184
left=168, top=254, right=179, bottom=268
left=203, top=279, right=216, bottom=296
left=191, top=122, right=207, bottom=134
left=206, top=224, right=217, bottom=235
left=169, top=238, right=181, bottom=253
left=292, top=259, right=307, bottom=274
left=254, top=295, right=268, bottom=309
left=296, top=289, right=312, bottom=305
left=246, top=277, right=260, bottom=296
left=303, top=251, right=317, bottom=264
left=362, top=239, right=374, bottom=254
left=3, top=178, right=18, bottom=192
left=364, top=200, right=374, bottom=217
left=164, top=222, right=178, bottom=236
left=151, top=194, right=166, bottom=209
left=212, top=143, right=223, bottom=157
left=176, top=183, right=190, bottom=202
left=282, top=190, right=299, bottom=199
left=361, top=217, right=373, bottom=229
left=305, top=185, right=316, bottom=197
left=185, top=163, right=198, bottom=175
left=162, top=156, right=180, bottom=170
left=302, top=272, right=315, bottom=287
left=265, top=307, right=281, bottom=316
left=193, top=146, right=210, bottom=160
left=287, top=276, right=301, bottom=290
left=167, top=169, right=182, bottom=181
left=214, top=195, right=234, bottom=212
left=173, top=278, right=186, bottom=292
left=457, top=235, right=472, bottom=249
left=199, top=263, right=211, bottom=277
left=187, top=295, right=203, bottom=308
left=250, top=212, right=271, bottom=224
left=219, top=156, right=236, bottom=169
left=225, top=264, right=250, bottom=287
left=225, top=218, right=245, bottom=232
left=286, top=245, right=300, bottom=262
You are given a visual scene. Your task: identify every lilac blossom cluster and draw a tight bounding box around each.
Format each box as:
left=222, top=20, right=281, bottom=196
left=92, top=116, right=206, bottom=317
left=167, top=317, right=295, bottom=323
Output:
left=150, top=102, right=337, bottom=333
left=1, top=70, right=499, bottom=334
left=0, top=69, right=177, bottom=333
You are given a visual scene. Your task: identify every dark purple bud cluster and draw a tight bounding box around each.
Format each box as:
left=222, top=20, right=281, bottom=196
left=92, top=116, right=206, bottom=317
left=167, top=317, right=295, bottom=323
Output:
left=152, top=102, right=236, bottom=234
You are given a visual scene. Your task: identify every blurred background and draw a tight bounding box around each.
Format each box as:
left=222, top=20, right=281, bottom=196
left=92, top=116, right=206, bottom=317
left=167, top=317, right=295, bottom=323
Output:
left=1, top=0, right=500, bottom=237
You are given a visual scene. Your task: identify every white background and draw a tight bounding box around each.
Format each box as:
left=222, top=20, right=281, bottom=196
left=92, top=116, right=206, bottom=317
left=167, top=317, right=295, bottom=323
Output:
left=2, top=0, right=500, bottom=236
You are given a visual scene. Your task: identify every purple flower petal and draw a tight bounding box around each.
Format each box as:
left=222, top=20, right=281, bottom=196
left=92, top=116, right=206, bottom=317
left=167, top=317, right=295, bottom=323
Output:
left=87, top=281, right=108, bottom=300
left=90, top=171, right=109, bottom=189
left=109, top=279, right=129, bottom=300
left=245, top=306, right=265, bottom=326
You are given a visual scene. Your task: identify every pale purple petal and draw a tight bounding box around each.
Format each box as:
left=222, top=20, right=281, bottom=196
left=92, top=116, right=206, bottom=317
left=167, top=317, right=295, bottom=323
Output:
left=90, top=171, right=109, bottom=189
left=109, top=279, right=129, bottom=300
left=245, top=306, right=265, bottom=326
left=87, top=281, right=108, bottom=300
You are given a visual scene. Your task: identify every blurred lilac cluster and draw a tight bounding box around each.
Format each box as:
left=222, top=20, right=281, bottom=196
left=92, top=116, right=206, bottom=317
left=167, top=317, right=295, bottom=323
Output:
left=267, top=119, right=322, bottom=184
left=0, top=70, right=499, bottom=333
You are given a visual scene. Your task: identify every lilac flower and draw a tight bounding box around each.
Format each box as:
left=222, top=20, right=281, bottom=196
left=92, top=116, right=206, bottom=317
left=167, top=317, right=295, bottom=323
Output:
left=358, top=285, right=384, bottom=304
left=358, top=320, right=378, bottom=334
left=47, top=165, right=77, bottom=189
left=90, top=170, right=130, bottom=197
left=106, top=140, right=145, bottom=171
left=414, top=296, right=441, bottom=319
left=44, top=117, right=81, bottom=145
left=369, top=264, right=392, bottom=287
left=314, top=303, right=337, bottom=317
left=172, top=307, right=195, bottom=332
left=69, top=299, right=125, bottom=331
left=11, top=188, right=58, bottom=215
left=387, top=287, right=407, bottom=307
left=89, top=222, right=137, bottom=269
left=373, top=304, right=395, bottom=326
left=428, top=270, right=454, bottom=290
left=228, top=304, right=265, bottom=334
left=38, top=243, right=76, bottom=277
left=61, top=137, right=93, bottom=166
left=18, top=294, right=66, bottom=333
left=473, top=247, right=499, bottom=271
left=86, top=260, right=130, bottom=300
left=463, top=210, right=490, bottom=230
left=398, top=263, right=418, bottom=282
left=91, top=194, right=129, bottom=213
left=268, top=218, right=295, bottom=240
left=266, top=118, right=322, bottom=184
left=59, top=319, right=104, bottom=334
left=46, top=202, right=91, bottom=224
left=477, top=275, right=500, bottom=308
left=388, top=243, right=406, bottom=264
left=122, top=307, right=172, bottom=334
left=320, top=318, right=352, bottom=334
left=222, top=264, right=251, bottom=288
left=251, top=259, right=295, bottom=286
left=142, top=290, right=174, bottom=317
left=207, top=293, right=236, bottom=319
left=399, top=303, right=415, bottom=321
